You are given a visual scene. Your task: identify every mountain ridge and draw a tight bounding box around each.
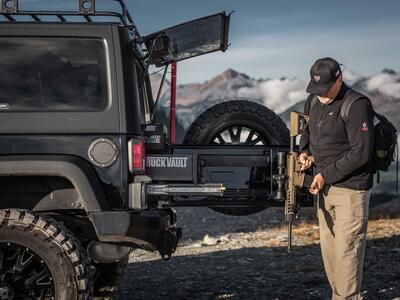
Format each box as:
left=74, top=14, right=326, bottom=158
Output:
left=150, top=68, right=400, bottom=142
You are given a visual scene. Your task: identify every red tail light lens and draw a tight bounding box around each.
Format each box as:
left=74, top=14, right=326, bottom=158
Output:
left=128, top=138, right=145, bottom=174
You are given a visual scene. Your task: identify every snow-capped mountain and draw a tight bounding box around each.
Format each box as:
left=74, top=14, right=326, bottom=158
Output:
left=150, top=68, right=400, bottom=143
left=150, top=69, right=306, bottom=133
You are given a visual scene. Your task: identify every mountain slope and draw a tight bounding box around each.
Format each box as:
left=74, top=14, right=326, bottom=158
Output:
left=150, top=68, right=400, bottom=143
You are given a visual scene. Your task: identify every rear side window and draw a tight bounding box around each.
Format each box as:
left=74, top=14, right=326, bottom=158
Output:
left=0, top=38, right=109, bottom=112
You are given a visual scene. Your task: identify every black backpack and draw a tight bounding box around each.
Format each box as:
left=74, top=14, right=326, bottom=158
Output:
left=339, top=89, right=398, bottom=174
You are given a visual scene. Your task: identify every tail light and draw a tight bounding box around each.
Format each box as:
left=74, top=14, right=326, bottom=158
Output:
left=128, top=138, right=145, bottom=174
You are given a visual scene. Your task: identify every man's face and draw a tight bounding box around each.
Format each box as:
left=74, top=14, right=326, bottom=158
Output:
left=317, top=75, right=343, bottom=104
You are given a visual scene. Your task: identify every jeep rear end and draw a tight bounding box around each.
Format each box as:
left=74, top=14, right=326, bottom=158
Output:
left=0, top=0, right=313, bottom=298
left=0, top=2, right=180, bottom=267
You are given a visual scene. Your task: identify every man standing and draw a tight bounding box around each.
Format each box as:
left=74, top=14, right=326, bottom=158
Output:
left=299, top=57, right=374, bottom=300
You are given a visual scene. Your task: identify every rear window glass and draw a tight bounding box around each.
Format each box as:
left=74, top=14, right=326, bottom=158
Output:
left=0, top=38, right=109, bottom=112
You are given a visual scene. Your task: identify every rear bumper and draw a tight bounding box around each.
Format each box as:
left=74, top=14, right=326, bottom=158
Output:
left=89, top=208, right=181, bottom=259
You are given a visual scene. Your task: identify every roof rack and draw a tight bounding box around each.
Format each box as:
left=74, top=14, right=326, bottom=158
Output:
left=0, top=0, right=140, bottom=37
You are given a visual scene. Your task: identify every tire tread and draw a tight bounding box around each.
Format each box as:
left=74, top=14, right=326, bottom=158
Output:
left=183, top=100, right=289, bottom=145
left=0, top=209, right=93, bottom=299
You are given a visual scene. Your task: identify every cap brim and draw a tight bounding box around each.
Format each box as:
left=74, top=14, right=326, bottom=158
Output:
left=306, top=80, right=334, bottom=96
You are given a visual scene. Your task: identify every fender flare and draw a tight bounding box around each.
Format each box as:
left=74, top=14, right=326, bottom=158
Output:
left=0, top=155, right=110, bottom=212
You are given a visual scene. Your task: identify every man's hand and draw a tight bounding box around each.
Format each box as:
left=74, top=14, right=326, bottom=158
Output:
left=309, top=173, right=325, bottom=195
left=299, top=152, right=313, bottom=171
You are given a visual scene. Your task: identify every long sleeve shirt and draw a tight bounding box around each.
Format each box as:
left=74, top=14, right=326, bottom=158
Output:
left=299, top=83, right=374, bottom=190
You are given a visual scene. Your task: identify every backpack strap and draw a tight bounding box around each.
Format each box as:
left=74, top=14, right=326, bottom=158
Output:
left=308, top=89, right=366, bottom=122
left=310, top=95, right=318, bottom=113
left=341, top=89, right=396, bottom=131
left=305, top=94, right=318, bottom=115
left=340, top=88, right=370, bottom=122
left=302, top=95, right=318, bottom=135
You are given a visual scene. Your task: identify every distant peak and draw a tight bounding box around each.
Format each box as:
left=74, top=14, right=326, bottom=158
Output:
left=223, top=68, right=239, bottom=78
left=382, top=68, right=397, bottom=75
left=219, top=68, right=250, bottom=80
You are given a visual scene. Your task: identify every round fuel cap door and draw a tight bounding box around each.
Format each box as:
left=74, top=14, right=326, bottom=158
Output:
left=88, top=138, right=118, bottom=168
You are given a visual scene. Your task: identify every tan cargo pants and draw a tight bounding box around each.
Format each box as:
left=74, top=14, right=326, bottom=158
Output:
left=318, top=185, right=370, bottom=300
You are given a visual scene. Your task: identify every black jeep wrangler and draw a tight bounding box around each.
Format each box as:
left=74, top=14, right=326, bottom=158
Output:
left=0, top=0, right=312, bottom=298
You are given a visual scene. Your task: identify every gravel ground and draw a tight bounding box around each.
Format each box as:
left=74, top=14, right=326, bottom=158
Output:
left=118, top=199, right=400, bottom=300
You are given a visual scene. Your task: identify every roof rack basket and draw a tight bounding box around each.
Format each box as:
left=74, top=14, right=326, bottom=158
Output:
left=0, top=0, right=140, bottom=37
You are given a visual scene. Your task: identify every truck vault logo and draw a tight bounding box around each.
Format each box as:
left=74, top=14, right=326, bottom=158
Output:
left=146, top=157, right=189, bottom=168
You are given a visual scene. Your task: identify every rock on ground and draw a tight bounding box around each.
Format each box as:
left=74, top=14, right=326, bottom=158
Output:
left=119, top=200, right=400, bottom=300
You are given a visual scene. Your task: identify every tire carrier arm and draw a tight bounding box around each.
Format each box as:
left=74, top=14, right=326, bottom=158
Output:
left=170, top=61, right=177, bottom=145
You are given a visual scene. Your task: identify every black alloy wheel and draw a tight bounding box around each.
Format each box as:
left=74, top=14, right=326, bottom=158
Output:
left=209, top=125, right=267, bottom=146
left=0, top=242, right=55, bottom=299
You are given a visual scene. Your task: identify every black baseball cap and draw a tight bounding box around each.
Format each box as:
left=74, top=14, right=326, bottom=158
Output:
left=306, top=57, right=342, bottom=96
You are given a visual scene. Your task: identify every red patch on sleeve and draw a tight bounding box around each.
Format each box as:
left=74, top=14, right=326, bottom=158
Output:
left=361, top=122, right=369, bottom=132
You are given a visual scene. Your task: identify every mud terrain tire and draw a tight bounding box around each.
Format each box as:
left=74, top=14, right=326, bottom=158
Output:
left=0, top=209, right=92, bottom=299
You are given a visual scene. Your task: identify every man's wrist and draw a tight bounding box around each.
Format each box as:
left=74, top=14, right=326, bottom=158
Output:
left=320, top=169, right=331, bottom=185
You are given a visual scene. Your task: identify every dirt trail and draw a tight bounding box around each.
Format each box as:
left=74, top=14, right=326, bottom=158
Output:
left=120, top=200, right=400, bottom=300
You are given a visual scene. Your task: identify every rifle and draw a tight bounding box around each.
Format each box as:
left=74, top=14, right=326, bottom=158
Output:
left=275, top=112, right=314, bottom=253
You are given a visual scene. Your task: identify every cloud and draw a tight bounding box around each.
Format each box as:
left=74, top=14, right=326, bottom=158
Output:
left=342, top=69, right=363, bottom=86
left=238, top=78, right=307, bottom=113
left=366, top=72, right=400, bottom=98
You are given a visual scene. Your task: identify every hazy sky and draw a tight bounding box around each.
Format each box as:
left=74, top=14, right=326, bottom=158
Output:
left=20, top=0, right=400, bottom=83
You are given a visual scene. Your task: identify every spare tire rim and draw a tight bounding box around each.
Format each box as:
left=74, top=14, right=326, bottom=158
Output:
left=211, top=125, right=266, bottom=145
left=0, top=242, right=55, bottom=299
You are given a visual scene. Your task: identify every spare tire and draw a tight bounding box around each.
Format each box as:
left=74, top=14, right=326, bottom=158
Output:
left=183, top=100, right=289, bottom=216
